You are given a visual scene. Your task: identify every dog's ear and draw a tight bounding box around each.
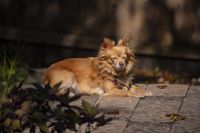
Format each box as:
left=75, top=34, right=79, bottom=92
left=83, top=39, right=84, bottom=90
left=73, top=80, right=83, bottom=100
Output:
left=101, top=38, right=115, bottom=50
left=118, top=35, right=129, bottom=46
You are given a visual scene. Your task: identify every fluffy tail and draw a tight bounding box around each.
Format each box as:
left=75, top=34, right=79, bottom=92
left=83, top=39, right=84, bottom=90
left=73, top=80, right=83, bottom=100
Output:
left=42, top=69, right=49, bottom=85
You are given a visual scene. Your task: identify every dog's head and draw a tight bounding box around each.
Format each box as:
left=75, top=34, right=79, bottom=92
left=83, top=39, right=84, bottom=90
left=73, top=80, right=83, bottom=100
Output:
left=98, top=36, right=135, bottom=75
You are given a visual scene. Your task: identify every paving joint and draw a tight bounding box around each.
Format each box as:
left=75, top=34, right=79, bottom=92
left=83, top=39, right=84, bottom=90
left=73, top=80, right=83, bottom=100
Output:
left=169, top=85, right=190, bottom=133
left=122, top=84, right=149, bottom=133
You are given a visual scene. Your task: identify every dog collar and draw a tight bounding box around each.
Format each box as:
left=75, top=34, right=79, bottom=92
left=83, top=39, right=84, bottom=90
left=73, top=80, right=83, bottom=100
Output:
left=113, top=78, right=131, bottom=90
left=113, top=79, right=122, bottom=89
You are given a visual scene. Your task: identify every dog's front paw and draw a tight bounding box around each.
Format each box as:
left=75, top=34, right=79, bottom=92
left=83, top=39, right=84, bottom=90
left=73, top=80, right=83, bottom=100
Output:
left=134, top=91, right=151, bottom=98
left=129, top=85, right=152, bottom=98
left=145, top=91, right=152, bottom=96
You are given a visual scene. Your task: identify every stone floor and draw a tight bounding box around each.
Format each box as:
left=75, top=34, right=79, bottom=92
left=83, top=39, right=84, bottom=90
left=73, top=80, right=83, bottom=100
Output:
left=71, top=84, right=200, bottom=133
left=27, top=70, right=200, bottom=133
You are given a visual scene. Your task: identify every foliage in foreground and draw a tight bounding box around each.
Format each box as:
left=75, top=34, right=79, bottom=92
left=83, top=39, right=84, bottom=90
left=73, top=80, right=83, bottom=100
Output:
left=0, top=43, right=27, bottom=100
left=0, top=44, right=112, bottom=133
left=0, top=82, right=111, bottom=133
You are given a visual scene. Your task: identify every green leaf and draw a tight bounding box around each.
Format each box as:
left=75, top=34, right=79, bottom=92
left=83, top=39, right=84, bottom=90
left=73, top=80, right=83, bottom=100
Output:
left=32, top=112, right=47, bottom=123
left=48, top=81, right=62, bottom=94
left=11, top=119, right=21, bottom=130
left=15, top=109, right=24, bottom=117
left=54, top=109, right=66, bottom=119
left=68, top=94, right=82, bottom=103
left=33, top=83, right=45, bottom=91
left=56, top=89, right=71, bottom=106
left=15, top=80, right=25, bottom=91
left=0, top=96, right=11, bottom=105
left=20, top=100, right=32, bottom=113
left=53, top=81, right=62, bottom=90
left=82, top=100, right=99, bottom=118
left=39, top=123, right=49, bottom=133
left=3, top=118, right=12, bottom=127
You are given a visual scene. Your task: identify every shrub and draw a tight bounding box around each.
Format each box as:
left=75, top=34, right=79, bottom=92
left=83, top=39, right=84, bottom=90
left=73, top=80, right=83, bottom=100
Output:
left=0, top=82, right=111, bottom=133
left=0, top=44, right=111, bottom=133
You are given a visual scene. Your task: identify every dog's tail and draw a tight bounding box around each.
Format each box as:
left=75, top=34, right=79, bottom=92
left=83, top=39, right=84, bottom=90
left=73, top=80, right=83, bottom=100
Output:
left=42, top=69, right=49, bottom=85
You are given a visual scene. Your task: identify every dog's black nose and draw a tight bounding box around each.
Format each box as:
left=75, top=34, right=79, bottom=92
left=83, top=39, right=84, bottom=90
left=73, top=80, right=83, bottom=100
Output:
left=119, top=62, right=124, bottom=67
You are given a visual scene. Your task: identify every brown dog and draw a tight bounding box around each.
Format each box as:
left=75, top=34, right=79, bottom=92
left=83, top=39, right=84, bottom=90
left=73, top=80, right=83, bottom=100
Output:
left=43, top=36, right=152, bottom=97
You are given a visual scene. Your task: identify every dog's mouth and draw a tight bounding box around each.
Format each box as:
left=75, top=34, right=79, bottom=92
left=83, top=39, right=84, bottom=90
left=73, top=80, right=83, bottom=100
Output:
left=117, top=67, right=125, bottom=71
left=115, top=64, right=126, bottom=71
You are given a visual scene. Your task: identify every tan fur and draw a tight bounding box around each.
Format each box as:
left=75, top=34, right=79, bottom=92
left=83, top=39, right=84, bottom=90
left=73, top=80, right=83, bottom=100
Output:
left=43, top=36, right=152, bottom=97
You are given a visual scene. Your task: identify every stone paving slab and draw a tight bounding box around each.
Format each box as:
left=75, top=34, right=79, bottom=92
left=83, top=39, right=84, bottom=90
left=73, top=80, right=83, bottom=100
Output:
left=99, top=97, right=139, bottom=118
left=69, top=119, right=128, bottom=133
left=130, top=96, right=182, bottom=123
left=99, top=84, right=146, bottom=117
left=171, top=117, right=200, bottom=133
left=146, top=84, right=189, bottom=96
left=122, top=83, right=187, bottom=133
left=93, top=120, right=128, bottom=133
left=91, top=85, right=146, bottom=132
left=135, top=84, right=148, bottom=89
left=70, top=94, right=100, bottom=107
left=187, top=85, right=200, bottom=95
left=171, top=86, right=200, bottom=133
left=124, top=121, right=171, bottom=133
left=71, top=95, right=139, bottom=119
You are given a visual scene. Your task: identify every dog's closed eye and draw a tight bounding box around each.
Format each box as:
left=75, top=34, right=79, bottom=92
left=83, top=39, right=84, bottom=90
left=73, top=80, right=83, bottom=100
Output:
left=111, top=57, right=117, bottom=60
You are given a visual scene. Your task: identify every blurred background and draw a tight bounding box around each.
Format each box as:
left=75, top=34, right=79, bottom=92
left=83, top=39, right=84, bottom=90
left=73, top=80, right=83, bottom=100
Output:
left=0, top=0, right=200, bottom=84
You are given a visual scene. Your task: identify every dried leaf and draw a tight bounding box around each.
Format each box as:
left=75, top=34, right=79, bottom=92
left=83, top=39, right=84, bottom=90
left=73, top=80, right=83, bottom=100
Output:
left=165, top=113, right=185, bottom=121
left=91, top=122, right=98, bottom=130
left=105, top=110, right=119, bottom=115
left=157, top=85, right=168, bottom=90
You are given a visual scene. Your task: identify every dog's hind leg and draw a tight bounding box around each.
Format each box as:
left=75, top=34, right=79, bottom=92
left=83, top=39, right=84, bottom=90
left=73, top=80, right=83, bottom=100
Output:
left=45, top=69, right=78, bottom=95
